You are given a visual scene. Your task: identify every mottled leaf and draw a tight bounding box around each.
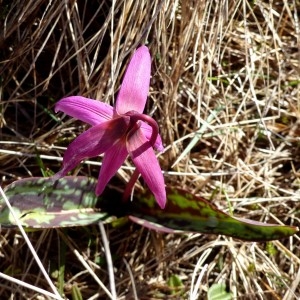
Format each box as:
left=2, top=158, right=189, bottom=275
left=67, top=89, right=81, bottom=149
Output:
left=0, top=177, right=298, bottom=242
left=0, top=176, right=112, bottom=228
left=129, top=187, right=298, bottom=241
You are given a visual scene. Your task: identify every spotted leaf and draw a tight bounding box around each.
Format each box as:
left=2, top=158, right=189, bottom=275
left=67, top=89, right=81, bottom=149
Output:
left=0, top=176, right=113, bottom=228
left=0, top=177, right=298, bottom=241
left=128, top=188, right=298, bottom=241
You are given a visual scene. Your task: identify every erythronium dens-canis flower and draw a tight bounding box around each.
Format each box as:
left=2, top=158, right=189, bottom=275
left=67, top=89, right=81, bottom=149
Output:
left=54, top=46, right=166, bottom=208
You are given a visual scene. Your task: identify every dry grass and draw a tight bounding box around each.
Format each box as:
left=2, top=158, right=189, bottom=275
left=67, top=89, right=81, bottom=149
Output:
left=0, top=0, right=300, bottom=299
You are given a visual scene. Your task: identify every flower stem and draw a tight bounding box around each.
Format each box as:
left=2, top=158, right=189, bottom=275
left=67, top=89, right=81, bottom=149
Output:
left=122, top=168, right=140, bottom=202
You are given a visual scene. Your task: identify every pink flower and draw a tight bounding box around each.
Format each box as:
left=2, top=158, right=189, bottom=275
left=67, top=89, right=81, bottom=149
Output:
left=55, top=46, right=166, bottom=208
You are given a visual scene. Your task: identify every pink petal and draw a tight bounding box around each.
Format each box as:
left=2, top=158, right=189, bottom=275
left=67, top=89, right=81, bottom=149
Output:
left=95, top=139, right=128, bottom=195
left=55, top=96, right=114, bottom=126
left=116, top=46, right=151, bottom=115
left=56, top=117, right=129, bottom=176
left=140, top=121, right=164, bottom=152
left=127, top=127, right=166, bottom=209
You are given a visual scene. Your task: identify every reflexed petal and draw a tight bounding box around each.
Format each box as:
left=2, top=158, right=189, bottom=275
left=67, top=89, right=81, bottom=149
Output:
left=140, top=121, right=164, bottom=151
left=56, top=117, right=129, bottom=177
left=116, top=46, right=151, bottom=114
left=95, top=139, right=128, bottom=195
left=127, top=127, right=166, bottom=209
left=55, top=96, right=114, bottom=126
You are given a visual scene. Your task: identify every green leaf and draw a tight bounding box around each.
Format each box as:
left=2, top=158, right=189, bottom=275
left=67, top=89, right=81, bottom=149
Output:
left=129, top=188, right=299, bottom=241
left=167, top=274, right=184, bottom=295
left=207, top=283, right=232, bottom=300
left=0, top=177, right=298, bottom=242
left=0, top=176, right=113, bottom=228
